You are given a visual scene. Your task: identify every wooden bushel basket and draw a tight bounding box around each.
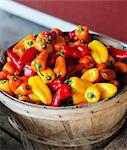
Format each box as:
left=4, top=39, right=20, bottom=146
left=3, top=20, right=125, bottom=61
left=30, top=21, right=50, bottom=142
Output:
left=0, top=33, right=127, bottom=150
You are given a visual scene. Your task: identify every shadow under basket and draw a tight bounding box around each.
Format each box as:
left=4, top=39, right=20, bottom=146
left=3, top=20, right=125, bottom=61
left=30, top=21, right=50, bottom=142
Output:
left=0, top=33, right=127, bottom=150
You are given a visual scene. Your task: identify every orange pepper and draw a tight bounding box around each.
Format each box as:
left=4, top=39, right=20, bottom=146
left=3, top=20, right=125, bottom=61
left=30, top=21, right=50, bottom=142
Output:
left=31, top=51, right=49, bottom=72
left=0, top=71, right=8, bottom=79
left=54, top=56, right=66, bottom=77
left=8, top=75, right=22, bottom=92
left=34, top=38, right=47, bottom=51
left=96, top=63, right=107, bottom=71
left=53, top=35, right=65, bottom=51
left=14, top=83, right=32, bottom=96
left=2, top=62, right=16, bottom=74
left=114, top=62, right=127, bottom=73
left=75, top=25, right=89, bottom=41
left=18, top=95, right=30, bottom=102
left=21, top=76, right=28, bottom=83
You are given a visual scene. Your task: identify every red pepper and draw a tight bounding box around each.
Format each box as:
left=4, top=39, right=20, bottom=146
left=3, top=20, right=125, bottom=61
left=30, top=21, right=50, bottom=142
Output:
left=70, top=45, right=90, bottom=58
left=68, top=30, right=77, bottom=42
left=24, top=63, right=36, bottom=77
left=59, top=45, right=71, bottom=57
left=48, top=77, right=63, bottom=92
left=108, top=47, right=127, bottom=61
left=6, top=49, right=23, bottom=71
left=47, top=53, right=57, bottom=67
left=52, top=84, right=72, bottom=107
left=18, top=47, right=39, bottom=65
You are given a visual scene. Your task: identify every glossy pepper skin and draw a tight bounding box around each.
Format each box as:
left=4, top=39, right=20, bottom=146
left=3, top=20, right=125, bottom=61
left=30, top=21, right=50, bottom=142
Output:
left=24, top=63, right=36, bottom=78
left=100, top=69, right=116, bottom=81
left=6, top=49, right=23, bottom=71
left=67, top=77, right=93, bottom=94
left=28, top=76, right=52, bottom=105
left=52, top=84, right=72, bottom=107
left=14, top=83, right=32, bottom=96
left=54, top=56, right=66, bottom=77
left=114, top=62, right=127, bottom=73
left=47, top=53, right=57, bottom=67
left=8, top=75, right=22, bottom=92
left=48, top=77, right=63, bottom=92
left=85, top=85, right=100, bottom=103
left=108, top=47, right=127, bottom=61
left=37, top=68, right=55, bottom=84
left=95, top=83, right=117, bottom=100
left=2, top=62, right=16, bottom=75
left=81, top=68, right=99, bottom=82
left=72, top=92, right=87, bottom=105
left=31, top=50, right=49, bottom=72
left=0, top=71, right=8, bottom=79
left=0, top=80, right=13, bottom=95
left=88, top=40, right=108, bottom=64
left=28, top=93, right=41, bottom=103
left=18, top=47, right=39, bottom=65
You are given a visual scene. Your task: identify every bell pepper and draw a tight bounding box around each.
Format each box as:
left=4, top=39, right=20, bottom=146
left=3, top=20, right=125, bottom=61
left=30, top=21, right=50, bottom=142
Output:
left=79, top=55, right=95, bottom=69
left=88, top=40, right=108, bottom=64
left=95, top=83, right=117, bottom=100
left=24, top=63, right=36, bottom=78
left=0, top=80, right=13, bottom=95
left=85, top=85, right=101, bottom=103
left=108, top=47, right=127, bottom=61
left=6, top=49, right=23, bottom=71
left=2, top=62, right=16, bottom=75
left=114, top=62, right=127, bottom=73
left=48, top=77, right=63, bottom=92
left=72, top=92, right=87, bottom=105
left=67, top=77, right=93, bottom=94
left=8, top=75, right=22, bottom=92
left=54, top=56, right=66, bottom=77
left=81, top=68, right=99, bottom=82
left=75, top=25, right=89, bottom=41
left=31, top=50, right=49, bottom=72
left=37, top=68, right=55, bottom=84
left=0, top=71, right=8, bottom=79
left=100, top=69, right=116, bottom=81
left=28, top=93, right=41, bottom=102
left=28, top=76, right=52, bottom=105
left=18, top=47, right=39, bottom=65
left=14, top=83, right=32, bottom=96
left=52, top=84, right=72, bottom=107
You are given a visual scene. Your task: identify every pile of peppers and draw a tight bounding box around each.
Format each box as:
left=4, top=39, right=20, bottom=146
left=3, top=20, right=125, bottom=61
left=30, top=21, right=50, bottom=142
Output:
left=0, top=25, right=127, bottom=107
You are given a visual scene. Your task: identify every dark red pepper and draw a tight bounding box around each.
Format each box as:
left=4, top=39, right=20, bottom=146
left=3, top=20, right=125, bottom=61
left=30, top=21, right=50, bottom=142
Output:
left=18, top=47, right=39, bottom=65
left=70, top=45, right=90, bottom=58
left=47, top=53, right=57, bottom=67
left=6, top=49, right=23, bottom=71
left=59, top=45, right=71, bottom=57
left=68, top=30, right=77, bottom=42
left=52, top=84, right=72, bottom=107
left=24, top=63, right=36, bottom=78
left=108, top=47, right=127, bottom=61
left=48, top=77, right=63, bottom=92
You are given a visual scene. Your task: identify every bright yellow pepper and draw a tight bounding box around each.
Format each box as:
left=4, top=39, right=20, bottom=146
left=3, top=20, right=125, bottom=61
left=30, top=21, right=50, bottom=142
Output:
left=85, top=85, right=100, bottom=103
left=28, top=76, right=52, bottom=105
left=72, top=92, right=87, bottom=105
left=68, top=77, right=93, bottom=94
left=37, top=68, right=55, bottom=84
left=28, top=93, right=41, bottom=102
left=81, top=68, right=99, bottom=82
left=0, top=80, right=13, bottom=95
left=95, top=83, right=117, bottom=100
left=88, top=40, right=108, bottom=64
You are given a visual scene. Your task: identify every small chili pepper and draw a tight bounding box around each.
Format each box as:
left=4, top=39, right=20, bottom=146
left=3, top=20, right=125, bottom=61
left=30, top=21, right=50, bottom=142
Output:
left=59, top=45, right=71, bottom=57
left=114, top=62, right=127, bottom=73
left=24, top=63, right=36, bottom=77
left=75, top=25, right=89, bottom=41
left=85, top=85, right=101, bottom=103
left=14, top=83, right=32, bottom=96
left=48, top=77, right=63, bottom=92
left=28, top=93, right=40, bottom=102
left=100, top=69, right=116, bottom=81
left=24, top=40, right=35, bottom=49
left=52, top=84, right=72, bottom=107
left=108, top=47, right=127, bottom=61
left=37, top=68, right=55, bottom=83
left=18, top=95, right=30, bottom=102
left=54, top=56, right=66, bottom=77
left=8, top=75, right=22, bottom=92
left=0, top=80, right=13, bottom=95
left=31, top=50, right=49, bottom=72
left=18, top=47, right=39, bottom=65
left=6, top=49, right=23, bottom=71
left=2, top=62, right=16, bottom=75
left=72, top=92, right=87, bottom=105
left=0, top=71, right=8, bottom=79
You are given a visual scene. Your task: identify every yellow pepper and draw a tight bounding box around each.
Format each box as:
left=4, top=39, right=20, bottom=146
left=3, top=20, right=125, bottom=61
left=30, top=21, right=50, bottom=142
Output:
left=85, top=85, right=100, bottom=103
left=88, top=40, right=108, bottom=64
left=37, top=68, right=55, bottom=84
left=72, top=92, right=87, bottom=105
left=28, top=93, right=41, bottom=102
left=68, top=77, right=93, bottom=94
left=95, top=83, right=117, bottom=100
left=28, top=76, right=52, bottom=105
left=0, top=80, right=13, bottom=95
left=81, top=68, right=99, bottom=82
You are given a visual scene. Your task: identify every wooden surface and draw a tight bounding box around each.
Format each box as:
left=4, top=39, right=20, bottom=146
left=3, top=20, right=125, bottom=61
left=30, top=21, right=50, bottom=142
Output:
left=0, top=9, right=127, bottom=150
